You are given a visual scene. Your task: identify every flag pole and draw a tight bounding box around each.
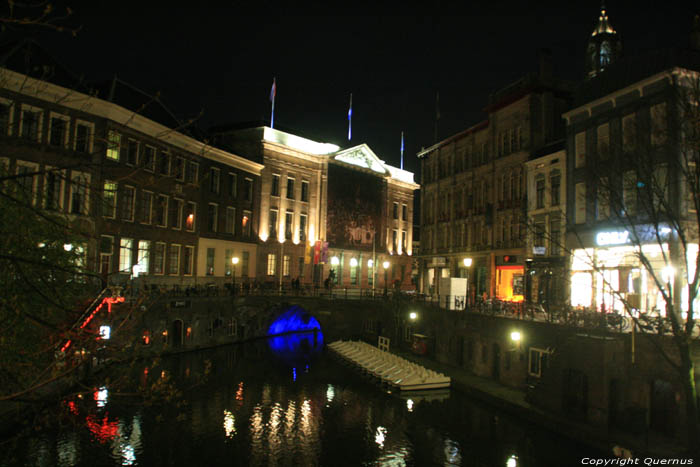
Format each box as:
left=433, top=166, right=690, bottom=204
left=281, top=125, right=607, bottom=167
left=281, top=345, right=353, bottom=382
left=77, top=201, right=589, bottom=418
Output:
left=434, top=91, right=440, bottom=143
left=400, top=131, right=404, bottom=170
left=348, top=93, right=353, bottom=141
left=270, top=77, right=277, bottom=129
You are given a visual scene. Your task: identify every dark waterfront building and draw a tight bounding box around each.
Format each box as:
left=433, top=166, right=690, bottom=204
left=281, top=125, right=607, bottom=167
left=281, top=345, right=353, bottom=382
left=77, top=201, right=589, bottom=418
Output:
left=417, top=52, right=572, bottom=302
left=0, top=50, right=264, bottom=289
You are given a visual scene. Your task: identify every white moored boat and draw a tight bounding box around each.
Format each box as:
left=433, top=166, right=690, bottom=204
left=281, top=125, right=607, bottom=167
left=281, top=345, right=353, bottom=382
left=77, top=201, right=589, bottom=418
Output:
left=328, top=340, right=450, bottom=391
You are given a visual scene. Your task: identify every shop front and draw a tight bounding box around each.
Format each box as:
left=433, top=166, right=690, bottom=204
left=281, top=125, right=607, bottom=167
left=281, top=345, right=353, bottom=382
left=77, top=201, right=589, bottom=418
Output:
left=569, top=227, right=699, bottom=315
left=495, top=255, right=524, bottom=302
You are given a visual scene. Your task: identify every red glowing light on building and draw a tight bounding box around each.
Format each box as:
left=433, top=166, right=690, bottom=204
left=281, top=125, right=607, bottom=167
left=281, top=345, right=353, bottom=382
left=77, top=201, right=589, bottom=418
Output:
left=60, top=295, right=125, bottom=353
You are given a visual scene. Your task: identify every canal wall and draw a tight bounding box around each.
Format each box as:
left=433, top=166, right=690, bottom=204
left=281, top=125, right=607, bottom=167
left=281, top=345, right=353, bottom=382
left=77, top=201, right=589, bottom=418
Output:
left=107, top=293, right=700, bottom=452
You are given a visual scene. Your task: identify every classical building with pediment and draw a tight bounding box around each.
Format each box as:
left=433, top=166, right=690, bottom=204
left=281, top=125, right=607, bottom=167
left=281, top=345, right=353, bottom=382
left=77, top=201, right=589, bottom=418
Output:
left=212, top=126, right=419, bottom=292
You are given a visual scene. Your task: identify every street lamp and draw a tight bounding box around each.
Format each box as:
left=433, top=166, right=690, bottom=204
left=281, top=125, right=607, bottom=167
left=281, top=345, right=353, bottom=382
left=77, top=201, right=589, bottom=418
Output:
left=231, top=257, right=239, bottom=294
left=463, top=258, right=472, bottom=306
left=383, top=260, right=390, bottom=296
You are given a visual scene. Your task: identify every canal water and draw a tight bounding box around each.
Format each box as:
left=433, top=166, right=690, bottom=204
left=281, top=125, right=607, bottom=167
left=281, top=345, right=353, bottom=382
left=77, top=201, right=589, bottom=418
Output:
left=3, top=331, right=604, bottom=466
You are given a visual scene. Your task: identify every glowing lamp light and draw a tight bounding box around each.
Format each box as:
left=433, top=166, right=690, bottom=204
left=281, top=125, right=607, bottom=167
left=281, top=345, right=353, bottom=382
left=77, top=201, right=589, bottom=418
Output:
left=331, top=256, right=340, bottom=266
left=463, top=258, right=473, bottom=267
left=350, top=258, right=358, bottom=267
left=99, top=325, right=111, bottom=340
left=409, top=312, right=418, bottom=320
left=63, top=243, right=73, bottom=251
left=406, top=399, right=414, bottom=412
left=368, top=259, right=374, bottom=267
left=510, top=331, right=521, bottom=342
left=232, top=257, right=239, bottom=265
left=507, top=455, right=519, bottom=467
left=382, top=261, right=390, bottom=269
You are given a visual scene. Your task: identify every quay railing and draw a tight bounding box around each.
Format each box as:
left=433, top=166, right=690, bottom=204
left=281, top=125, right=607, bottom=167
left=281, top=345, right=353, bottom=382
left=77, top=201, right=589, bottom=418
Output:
left=113, top=283, right=699, bottom=337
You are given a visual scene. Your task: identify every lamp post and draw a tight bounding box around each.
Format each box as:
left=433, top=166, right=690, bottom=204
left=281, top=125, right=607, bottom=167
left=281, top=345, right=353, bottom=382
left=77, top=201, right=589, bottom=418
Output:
left=383, top=260, right=390, bottom=296
left=231, top=257, right=239, bottom=294
left=368, top=259, right=374, bottom=297
left=463, top=258, right=472, bottom=307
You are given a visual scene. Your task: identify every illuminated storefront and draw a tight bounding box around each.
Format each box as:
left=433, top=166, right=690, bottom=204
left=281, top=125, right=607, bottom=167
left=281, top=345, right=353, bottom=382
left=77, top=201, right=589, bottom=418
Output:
left=569, top=228, right=698, bottom=315
left=495, top=255, right=524, bottom=302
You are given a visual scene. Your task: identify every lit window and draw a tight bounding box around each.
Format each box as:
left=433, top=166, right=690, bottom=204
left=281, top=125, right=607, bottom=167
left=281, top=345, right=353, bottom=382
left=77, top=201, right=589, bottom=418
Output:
left=102, top=181, right=117, bottom=218
left=106, top=130, right=120, bottom=160
left=267, top=254, right=276, bottom=275
left=119, top=238, right=133, bottom=273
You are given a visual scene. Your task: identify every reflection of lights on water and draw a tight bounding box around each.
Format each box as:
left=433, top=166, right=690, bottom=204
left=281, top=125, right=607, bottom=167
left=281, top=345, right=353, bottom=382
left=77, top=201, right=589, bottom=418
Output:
left=251, top=405, right=263, bottom=438
left=223, top=410, right=236, bottom=438
left=301, top=399, right=312, bottom=436
left=285, top=401, right=296, bottom=432
left=270, top=402, right=282, bottom=431
left=406, top=399, right=414, bottom=412
left=326, top=384, right=335, bottom=403
left=375, top=426, right=387, bottom=448
left=293, top=368, right=297, bottom=381
left=444, top=438, right=462, bottom=465
left=235, top=382, right=244, bottom=401
left=121, top=444, right=135, bottom=466
left=506, top=454, right=519, bottom=467
left=95, top=387, right=108, bottom=408
left=305, top=364, right=309, bottom=373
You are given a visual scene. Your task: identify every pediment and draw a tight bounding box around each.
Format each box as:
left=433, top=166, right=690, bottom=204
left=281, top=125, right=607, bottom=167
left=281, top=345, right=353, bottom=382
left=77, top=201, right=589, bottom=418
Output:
left=333, top=144, right=387, bottom=174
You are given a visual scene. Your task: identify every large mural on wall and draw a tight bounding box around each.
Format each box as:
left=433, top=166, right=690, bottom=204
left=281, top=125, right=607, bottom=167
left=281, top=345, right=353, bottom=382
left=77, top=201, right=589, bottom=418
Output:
left=327, top=163, right=383, bottom=250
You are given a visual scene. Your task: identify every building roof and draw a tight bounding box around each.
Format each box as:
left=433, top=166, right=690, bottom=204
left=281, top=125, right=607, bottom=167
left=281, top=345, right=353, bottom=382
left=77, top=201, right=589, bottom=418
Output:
left=575, top=47, right=700, bottom=106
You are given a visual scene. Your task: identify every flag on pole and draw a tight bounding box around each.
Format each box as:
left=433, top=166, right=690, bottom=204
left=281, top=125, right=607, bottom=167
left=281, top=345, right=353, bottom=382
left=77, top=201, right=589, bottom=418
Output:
left=400, top=131, right=405, bottom=170
left=347, top=93, right=353, bottom=141
left=270, top=77, right=277, bottom=129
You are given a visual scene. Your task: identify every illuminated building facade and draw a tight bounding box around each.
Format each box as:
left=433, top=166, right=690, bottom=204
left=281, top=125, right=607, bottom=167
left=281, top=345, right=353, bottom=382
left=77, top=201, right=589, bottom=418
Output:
left=564, top=52, right=700, bottom=314
left=0, top=56, right=263, bottom=289
left=213, top=127, right=419, bottom=290
left=523, top=142, right=567, bottom=306
left=418, top=56, right=571, bottom=302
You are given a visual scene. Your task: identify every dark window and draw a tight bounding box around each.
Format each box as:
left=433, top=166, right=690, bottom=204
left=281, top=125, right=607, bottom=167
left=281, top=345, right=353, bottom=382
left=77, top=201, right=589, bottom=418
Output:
left=0, top=103, right=11, bottom=135
left=536, top=178, right=545, bottom=209
left=75, top=124, right=90, bottom=152
left=210, top=168, right=220, bottom=193
left=49, top=117, right=66, bottom=146
left=159, top=153, right=170, bottom=176
left=143, top=146, right=155, bottom=172
left=244, top=178, right=253, bottom=201
left=21, top=110, right=39, bottom=140
left=286, top=178, right=295, bottom=199
left=551, top=175, right=560, bottom=206
left=229, top=173, right=237, bottom=197
left=173, top=157, right=184, bottom=180
left=127, top=140, right=139, bottom=166
left=271, top=174, right=280, bottom=196
left=301, top=181, right=309, bottom=202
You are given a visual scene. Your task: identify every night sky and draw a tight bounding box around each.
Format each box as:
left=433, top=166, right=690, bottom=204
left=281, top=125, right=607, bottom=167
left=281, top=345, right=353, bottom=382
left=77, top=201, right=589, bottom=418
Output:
left=23, top=2, right=699, bottom=179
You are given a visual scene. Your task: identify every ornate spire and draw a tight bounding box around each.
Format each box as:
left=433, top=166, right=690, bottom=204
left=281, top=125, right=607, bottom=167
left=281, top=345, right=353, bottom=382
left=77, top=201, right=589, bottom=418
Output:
left=586, top=2, right=622, bottom=78
left=591, top=3, right=616, bottom=36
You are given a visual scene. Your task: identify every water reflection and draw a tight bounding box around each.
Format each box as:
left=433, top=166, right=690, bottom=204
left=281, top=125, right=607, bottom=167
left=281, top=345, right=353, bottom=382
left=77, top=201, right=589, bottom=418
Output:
left=7, top=337, right=604, bottom=466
